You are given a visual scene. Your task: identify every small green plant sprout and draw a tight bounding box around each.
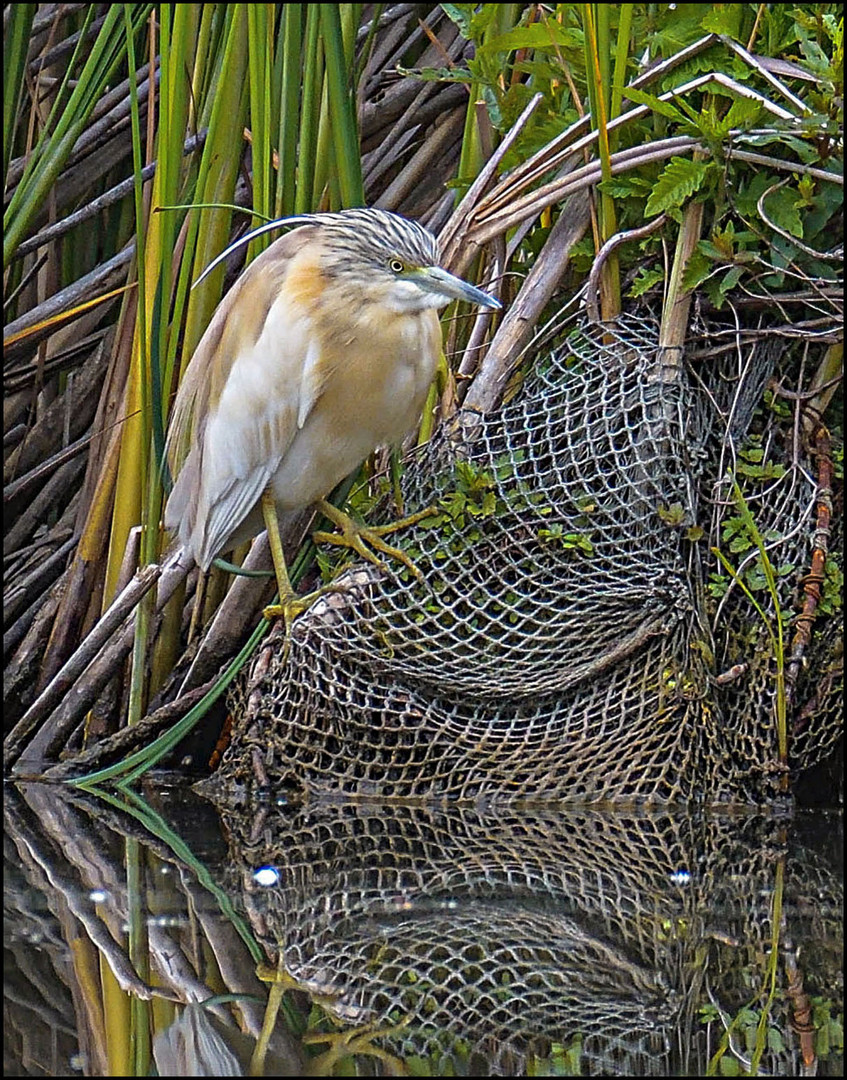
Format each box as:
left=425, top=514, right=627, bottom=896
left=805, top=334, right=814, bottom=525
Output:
left=536, top=522, right=594, bottom=556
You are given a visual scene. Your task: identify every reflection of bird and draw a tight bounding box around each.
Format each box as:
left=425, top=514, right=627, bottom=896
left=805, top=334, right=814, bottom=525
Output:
left=165, top=207, right=500, bottom=631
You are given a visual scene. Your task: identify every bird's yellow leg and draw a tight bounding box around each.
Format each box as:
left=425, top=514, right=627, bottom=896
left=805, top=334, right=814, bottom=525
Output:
left=261, top=489, right=303, bottom=629
left=312, top=498, right=437, bottom=578
left=249, top=973, right=287, bottom=1076
left=260, top=490, right=343, bottom=631
left=257, top=960, right=409, bottom=1074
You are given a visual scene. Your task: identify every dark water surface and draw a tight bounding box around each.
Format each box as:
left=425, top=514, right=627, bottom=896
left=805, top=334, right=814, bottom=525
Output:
left=4, top=781, right=843, bottom=1076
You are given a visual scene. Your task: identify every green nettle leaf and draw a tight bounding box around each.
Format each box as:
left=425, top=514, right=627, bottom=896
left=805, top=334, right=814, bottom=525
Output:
left=738, top=129, right=820, bottom=162
left=734, top=170, right=784, bottom=217
left=477, top=24, right=581, bottom=57
left=398, top=65, right=473, bottom=84
left=701, top=5, right=744, bottom=39
left=719, top=1053, right=741, bottom=1076
left=798, top=35, right=835, bottom=79
left=769, top=231, right=801, bottom=270
left=761, top=185, right=805, bottom=238
left=719, top=264, right=745, bottom=296
left=630, top=267, right=664, bottom=297
left=723, top=96, right=763, bottom=130
left=441, top=3, right=474, bottom=37
left=707, top=573, right=730, bottom=598
left=703, top=276, right=725, bottom=309
left=598, top=175, right=655, bottom=198
left=681, top=247, right=713, bottom=292
left=646, top=157, right=711, bottom=216
left=711, top=220, right=737, bottom=255
left=795, top=174, right=816, bottom=206
left=624, top=86, right=688, bottom=124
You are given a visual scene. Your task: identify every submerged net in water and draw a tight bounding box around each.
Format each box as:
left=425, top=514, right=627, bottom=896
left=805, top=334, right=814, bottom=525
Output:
left=201, top=314, right=841, bottom=806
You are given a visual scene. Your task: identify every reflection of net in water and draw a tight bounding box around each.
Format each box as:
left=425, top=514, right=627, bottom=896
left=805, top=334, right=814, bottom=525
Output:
left=229, top=805, right=844, bottom=1076
left=203, top=314, right=841, bottom=805
left=3, top=785, right=843, bottom=1077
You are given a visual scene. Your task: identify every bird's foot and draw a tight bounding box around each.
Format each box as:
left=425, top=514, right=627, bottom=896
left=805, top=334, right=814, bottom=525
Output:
left=303, top=1015, right=411, bottom=1075
left=262, top=583, right=346, bottom=632
left=313, top=500, right=437, bottom=579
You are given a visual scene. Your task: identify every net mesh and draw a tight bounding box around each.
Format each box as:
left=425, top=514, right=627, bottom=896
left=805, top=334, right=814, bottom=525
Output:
left=223, top=804, right=843, bottom=1076
left=201, top=313, right=841, bottom=806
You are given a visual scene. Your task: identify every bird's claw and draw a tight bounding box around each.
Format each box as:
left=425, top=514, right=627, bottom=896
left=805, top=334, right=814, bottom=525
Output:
left=312, top=526, right=421, bottom=577
left=313, top=501, right=437, bottom=580
left=302, top=1015, right=412, bottom=1073
left=262, top=583, right=348, bottom=639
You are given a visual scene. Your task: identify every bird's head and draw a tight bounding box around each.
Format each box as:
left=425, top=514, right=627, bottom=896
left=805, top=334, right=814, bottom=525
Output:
left=194, top=207, right=501, bottom=315
left=315, top=208, right=502, bottom=314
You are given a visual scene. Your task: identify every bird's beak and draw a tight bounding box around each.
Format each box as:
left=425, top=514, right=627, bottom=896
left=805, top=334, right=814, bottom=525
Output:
left=414, top=266, right=501, bottom=310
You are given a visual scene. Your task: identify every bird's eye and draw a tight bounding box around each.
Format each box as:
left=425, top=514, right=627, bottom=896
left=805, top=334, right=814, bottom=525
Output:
left=388, top=258, right=405, bottom=274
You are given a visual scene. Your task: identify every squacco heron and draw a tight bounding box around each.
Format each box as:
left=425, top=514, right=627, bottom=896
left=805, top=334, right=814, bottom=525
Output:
left=165, top=207, right=500, bottom=631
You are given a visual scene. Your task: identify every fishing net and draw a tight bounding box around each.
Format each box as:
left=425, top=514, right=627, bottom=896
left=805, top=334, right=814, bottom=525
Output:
left=201, top=313, right=841, bottom=806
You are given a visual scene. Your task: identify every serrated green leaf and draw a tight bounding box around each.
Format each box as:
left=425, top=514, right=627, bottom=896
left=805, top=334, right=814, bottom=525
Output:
left=396, top=65, right=473, bottom=84
left=701, top=6, right=744, bottom=38
left=630, top=267, right=664, bottom=297
left=719, top=1054, right=741, bottom=1076
left=720, top=265, right=745, bottom=295
left=761, top=185, right=804, bottom=238
left=723, top=96, right=763, bottom=130
left=737, top=129, right=821, bottom=162
left=624, top=85, right=688, bottom=124
left=441, top=3, right=473, bottom=37
left=798, top=36, right=834, bottom=78
left=646, top=156, right=711, bottom=216
left=681, top=247, right=712, bottom=292
left=722, top=517, right=746, bottom=537
left=796, top=173, right=815, bottom=203
left=477, top=23, right=580, bottom=57
left=703, top=275, right=726, bottom=309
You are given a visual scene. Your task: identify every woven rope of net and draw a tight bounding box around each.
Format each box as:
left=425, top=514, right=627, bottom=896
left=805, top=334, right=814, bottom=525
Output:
left=223, top=804, right=843, bottom=1075
left=201, top=313, right=841, bottom=806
